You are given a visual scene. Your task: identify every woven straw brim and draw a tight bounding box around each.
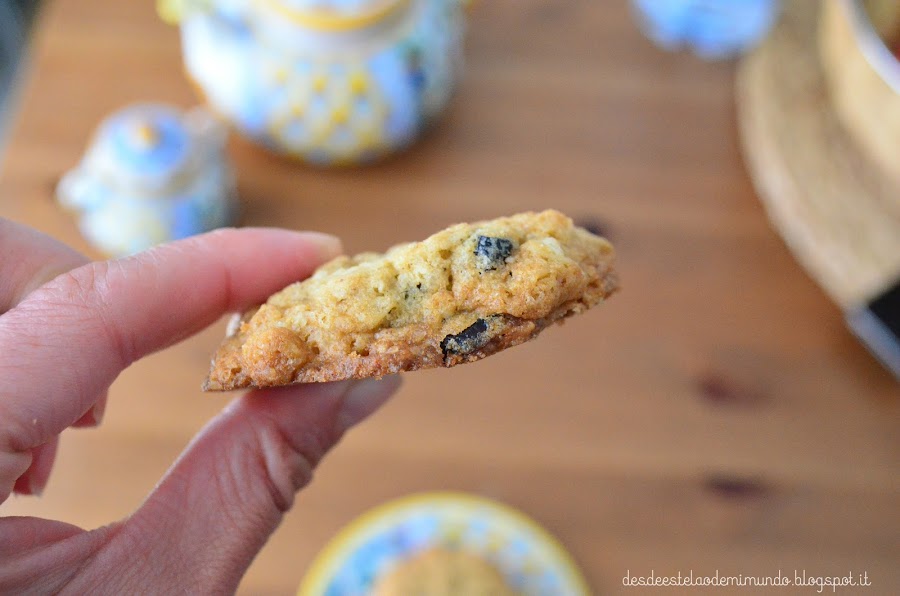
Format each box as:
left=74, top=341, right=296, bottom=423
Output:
left=736, top=0, right=900, bottom=308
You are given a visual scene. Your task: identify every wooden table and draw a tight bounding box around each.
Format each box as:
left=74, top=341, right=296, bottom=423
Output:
left=1, top=1, right=897, bottom=593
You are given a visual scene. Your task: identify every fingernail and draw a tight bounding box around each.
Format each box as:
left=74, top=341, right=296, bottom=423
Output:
left=73, top=394, right=108, bottom=428
left=90, top=399, right=107, bottom=426
left=336, top=375, right=402, bottom=433
left=28, top=475, right=45, bottom=497
left=12, top=474, right=35, bottom=496
left=13, top=471, right=45, bottom=497
left=303, top=232, right=343, bottom=261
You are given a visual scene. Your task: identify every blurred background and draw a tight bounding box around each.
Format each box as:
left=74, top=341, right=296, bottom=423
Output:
left=0, top=0, right=39, bottom=153
left=0, top=1, right=898, bottom=594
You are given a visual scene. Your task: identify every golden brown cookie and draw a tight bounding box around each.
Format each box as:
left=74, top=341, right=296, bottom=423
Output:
left=204, top=210, right=617, bottom=390
left=373, top=548, right=517, bottom=596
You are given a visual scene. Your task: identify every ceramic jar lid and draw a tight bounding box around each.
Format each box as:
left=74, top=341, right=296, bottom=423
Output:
left=83, top=105, right=201, bottom=195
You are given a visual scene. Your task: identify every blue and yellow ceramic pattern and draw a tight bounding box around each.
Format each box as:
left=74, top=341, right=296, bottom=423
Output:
left=299, top=492, right=591, bottom=595
left=630, top=0, right=780, bottom=59
left=161, top=0, right=465, bottom=165
left=57, top=104, right=238, bottom=257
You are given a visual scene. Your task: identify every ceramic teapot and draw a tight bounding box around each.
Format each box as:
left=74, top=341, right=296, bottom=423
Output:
left=57, top=104, right=238, bottom=256
left=160, top=0, right=466, bottom=165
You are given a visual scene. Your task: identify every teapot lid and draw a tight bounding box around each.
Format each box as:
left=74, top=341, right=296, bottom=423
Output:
left=257, top=0, right=409, bottom=31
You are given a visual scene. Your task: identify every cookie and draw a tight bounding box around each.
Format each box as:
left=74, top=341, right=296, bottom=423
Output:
left=372, top=548, right=516, bottom=596
left=204, top=210, right=617, bottom=390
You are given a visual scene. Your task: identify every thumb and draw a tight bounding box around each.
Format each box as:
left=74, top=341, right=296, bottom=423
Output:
left=69, top=376, right=401, bottom=594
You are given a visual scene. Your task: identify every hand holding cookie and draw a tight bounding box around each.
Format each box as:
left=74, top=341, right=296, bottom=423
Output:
left=0, top=220, right=400, bottom=593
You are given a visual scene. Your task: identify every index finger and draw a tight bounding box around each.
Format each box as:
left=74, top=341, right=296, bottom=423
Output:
left=0, top=228, right=342, bottom=454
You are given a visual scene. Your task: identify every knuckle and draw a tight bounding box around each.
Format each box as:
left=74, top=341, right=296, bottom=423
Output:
left=46, top=261, right=104, bottom=303
left=27, top=261, right=136, bottom=368
left=241, top=415, right=337, bottom=514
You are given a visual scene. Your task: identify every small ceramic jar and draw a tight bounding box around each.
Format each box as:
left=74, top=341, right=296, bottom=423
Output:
left=57, top=104, right=238, bottom=257
left=160, top=0, right=466, bottom=165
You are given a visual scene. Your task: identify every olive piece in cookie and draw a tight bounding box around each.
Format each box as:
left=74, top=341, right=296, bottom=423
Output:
left=440, top=316, right=501, bottom=360
left=474, top=235, right=515, bottom=271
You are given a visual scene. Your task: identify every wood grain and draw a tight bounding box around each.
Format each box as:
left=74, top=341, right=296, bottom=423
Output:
left=1, top=1, right=898, bottom=594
